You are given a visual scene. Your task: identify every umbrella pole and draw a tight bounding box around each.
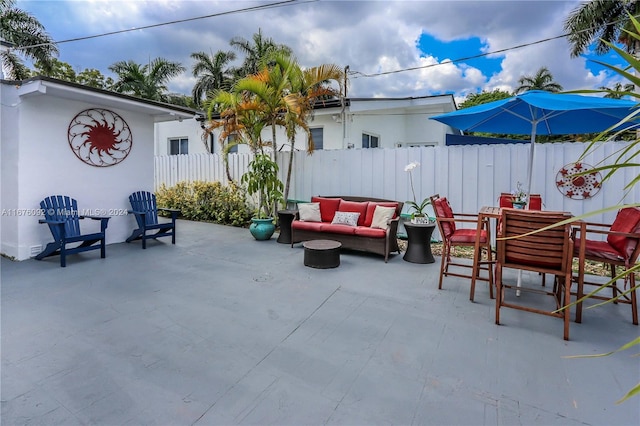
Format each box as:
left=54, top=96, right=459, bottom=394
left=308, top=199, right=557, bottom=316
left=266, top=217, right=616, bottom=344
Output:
left=517, top=125, right=537, bottom=297
left=525, top=125, right=536, bottom=203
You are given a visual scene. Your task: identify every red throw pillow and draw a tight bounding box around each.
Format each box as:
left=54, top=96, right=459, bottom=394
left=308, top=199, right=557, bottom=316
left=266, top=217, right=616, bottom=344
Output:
left=364, top=202, right=398, bottom=227
left=337, top=200, right=369, bottom=226
left=311, top=196, right=341, bottom=222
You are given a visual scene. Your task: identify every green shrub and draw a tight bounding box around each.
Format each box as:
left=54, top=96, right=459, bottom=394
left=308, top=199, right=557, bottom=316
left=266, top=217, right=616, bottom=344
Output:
left=156, top=181, right=252, bottom=227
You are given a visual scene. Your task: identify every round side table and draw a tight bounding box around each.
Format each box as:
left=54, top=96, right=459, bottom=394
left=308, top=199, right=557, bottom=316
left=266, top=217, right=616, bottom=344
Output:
left=403, top=222, right=436, bottom=264
left=277, top=209, right=297, bottom=244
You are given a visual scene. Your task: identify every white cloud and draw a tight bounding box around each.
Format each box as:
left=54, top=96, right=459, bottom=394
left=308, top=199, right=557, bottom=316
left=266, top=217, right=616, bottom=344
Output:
left=18, top=0, right=629, bottom=103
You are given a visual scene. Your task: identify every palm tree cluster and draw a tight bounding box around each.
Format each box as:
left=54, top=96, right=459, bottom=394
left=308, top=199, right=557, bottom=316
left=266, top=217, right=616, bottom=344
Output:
left=564, top=0, right=640, bottom=57
left=0, top=0, right=57, bottom=79
left=190, top=29, right=293, bottom=108
left=108, top=59, right=186, bottom=103
left=204, top=50, right=344, bottom=204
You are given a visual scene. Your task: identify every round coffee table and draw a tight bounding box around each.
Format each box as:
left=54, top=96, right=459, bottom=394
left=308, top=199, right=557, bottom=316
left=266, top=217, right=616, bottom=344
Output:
left=403, top=222, right=436, bottom=264
left=303, top=240, right=341, bottom=269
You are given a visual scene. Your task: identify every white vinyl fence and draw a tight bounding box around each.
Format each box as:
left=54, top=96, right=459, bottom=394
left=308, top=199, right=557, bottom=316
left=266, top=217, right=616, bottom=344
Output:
left=155, top=141, right=640, bottom=226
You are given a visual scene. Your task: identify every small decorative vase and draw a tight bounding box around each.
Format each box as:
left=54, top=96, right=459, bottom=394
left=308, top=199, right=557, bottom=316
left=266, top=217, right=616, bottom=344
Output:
left=249, top=217, right=276, bottom=240
left=513, top=201, right=526, bottom=209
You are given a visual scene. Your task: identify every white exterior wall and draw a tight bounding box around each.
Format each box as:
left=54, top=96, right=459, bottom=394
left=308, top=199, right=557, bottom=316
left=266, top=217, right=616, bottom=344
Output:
left=154, top=96, right=457, bottom=155
left=1, top=85, right=21, bottom=257
left=154, top=119, right=208, bottom=155
left=1, top=90, right=156, bottom=260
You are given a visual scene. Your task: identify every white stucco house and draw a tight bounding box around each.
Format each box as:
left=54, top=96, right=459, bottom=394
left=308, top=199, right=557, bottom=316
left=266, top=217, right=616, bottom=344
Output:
left=155, top=95, right=459, bottom=156
left=1, top=76, right=197, bottom=261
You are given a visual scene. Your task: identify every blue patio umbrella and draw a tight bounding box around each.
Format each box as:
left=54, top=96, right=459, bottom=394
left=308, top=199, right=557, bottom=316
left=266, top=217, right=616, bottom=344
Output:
left=430, top=90, right=639, bottom=198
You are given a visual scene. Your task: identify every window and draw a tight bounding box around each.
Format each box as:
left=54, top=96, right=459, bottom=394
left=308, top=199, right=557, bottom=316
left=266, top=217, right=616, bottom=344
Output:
left=362, top=133, right=379, bottom=148
left=226, top=134, right=238, bottom=153
left=310, top=127, right=323, bottom=150
left=169, top=138, right=188, bottom=155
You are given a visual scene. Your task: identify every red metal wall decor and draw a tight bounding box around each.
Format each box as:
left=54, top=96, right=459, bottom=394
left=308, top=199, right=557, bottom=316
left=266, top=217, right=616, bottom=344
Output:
left=68, top=108, right=133, bottom=167
left=556, top=162, right=602, bottom=200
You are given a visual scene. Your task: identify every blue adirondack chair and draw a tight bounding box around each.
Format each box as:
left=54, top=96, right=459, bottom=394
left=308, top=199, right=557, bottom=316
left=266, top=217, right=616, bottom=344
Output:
left=126, top=191, right=179, bottom=249
left=36, top=195, right=110, bottom=267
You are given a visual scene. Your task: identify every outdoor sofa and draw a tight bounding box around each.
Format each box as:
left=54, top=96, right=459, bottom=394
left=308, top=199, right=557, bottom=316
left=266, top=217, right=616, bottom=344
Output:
left=291, top=196, right=404, bottom=262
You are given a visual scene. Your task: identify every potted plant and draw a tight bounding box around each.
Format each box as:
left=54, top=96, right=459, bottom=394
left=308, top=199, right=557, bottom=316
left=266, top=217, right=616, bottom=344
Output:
left=511, top=181, right=527, bottom=209
left=241, top=154, right=284, bottom=240
left=405, top=162, right=432, bottom=223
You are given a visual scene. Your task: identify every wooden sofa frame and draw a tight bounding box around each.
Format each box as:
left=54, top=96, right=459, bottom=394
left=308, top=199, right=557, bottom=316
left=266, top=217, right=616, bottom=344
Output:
left=290, top=196, right=404, bottom=262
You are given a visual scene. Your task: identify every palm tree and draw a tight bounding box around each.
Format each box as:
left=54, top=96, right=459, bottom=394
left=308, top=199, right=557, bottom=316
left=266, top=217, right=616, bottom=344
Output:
left=234, top=55, right=293, bottom=169
left=230, top=28, right=292, bottom=78
left=600, top=82, right=636, bottom=98
left=564, top=0, right=640, bottom=58
left=204, top=89, right=267, bottom=180
left=0, top=0, right=58, bottom=79
left=515, top=67, right=563, bottom=93
left=109, top=58, right=185, bottom=102
left=190, top=50, right=236, bottom=107
left=279, top=57, right=344, bottom=203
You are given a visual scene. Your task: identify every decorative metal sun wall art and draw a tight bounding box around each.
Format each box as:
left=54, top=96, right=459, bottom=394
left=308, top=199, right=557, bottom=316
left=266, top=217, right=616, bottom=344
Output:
left=68, top=108, right=133, bottom=167
left=556, top=162, right=602, bottom=200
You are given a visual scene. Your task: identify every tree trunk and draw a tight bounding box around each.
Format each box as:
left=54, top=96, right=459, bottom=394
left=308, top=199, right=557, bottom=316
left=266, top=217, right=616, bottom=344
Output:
left=284, top=140, right=294, bottom=206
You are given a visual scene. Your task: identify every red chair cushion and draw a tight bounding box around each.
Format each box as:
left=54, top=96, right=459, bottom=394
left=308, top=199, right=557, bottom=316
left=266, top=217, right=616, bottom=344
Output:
left=607, top=207, right=640, bottom=260
left=528, top=194, right=542, bottom=211
left=499, top=194, right=513, bottom=208
left=433, top=197, right=456, bottom=238
left=337, top=200, right=369, bottom=226
left=311, top=196, right=341, bottom=223
left=574, top=238, right=624, bottom=262
left=450, top=229, right=486, bottom=244
left=363, top=202, right=399, bottom=227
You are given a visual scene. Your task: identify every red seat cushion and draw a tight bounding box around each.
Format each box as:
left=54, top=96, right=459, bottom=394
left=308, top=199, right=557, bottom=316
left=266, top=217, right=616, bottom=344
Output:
left=338, top=200, right=369, bottom=226
left=607, top=207, right=640, bottom=260
left=320, top=223, right=357, bottom=235
left=450, top=229, right=486, bottom=244
left=292, top=221, right=324, bottom=232
left=363, top=202, right=398, bottom=227
left=354, top=226, right=386, bottom=238
left=574, top=238, right=624, bottom=262
left=311, top=197, right=341, bottom=223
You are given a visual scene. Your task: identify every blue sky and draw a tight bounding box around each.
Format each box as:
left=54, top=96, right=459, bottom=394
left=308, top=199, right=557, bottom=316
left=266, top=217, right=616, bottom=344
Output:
left=417, top=34, right=503, bottom=80
left=14, top=0, right=630, bottom=103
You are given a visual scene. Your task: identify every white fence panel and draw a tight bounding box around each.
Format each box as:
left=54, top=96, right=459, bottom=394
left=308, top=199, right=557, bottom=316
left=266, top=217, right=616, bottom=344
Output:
left=155, top=141, right=640, bottom=225
left=154, top=153, right=252, bottom=189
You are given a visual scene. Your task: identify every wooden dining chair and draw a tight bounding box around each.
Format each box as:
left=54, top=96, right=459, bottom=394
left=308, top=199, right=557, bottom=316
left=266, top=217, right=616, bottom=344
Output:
left=495, top=208, right=574, bottom=340
left=430, top=194, right=494, bottom=301
left=572, top=207, right=640, bottom=325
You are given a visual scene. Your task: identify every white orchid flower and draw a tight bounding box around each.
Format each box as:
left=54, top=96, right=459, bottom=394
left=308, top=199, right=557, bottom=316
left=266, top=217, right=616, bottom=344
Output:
left=404, top=161, right=420, bottom=172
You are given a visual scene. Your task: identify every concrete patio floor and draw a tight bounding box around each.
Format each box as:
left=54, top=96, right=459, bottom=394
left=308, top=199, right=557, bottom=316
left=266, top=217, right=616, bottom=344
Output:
left=2, top=219, right=639, bottom=425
